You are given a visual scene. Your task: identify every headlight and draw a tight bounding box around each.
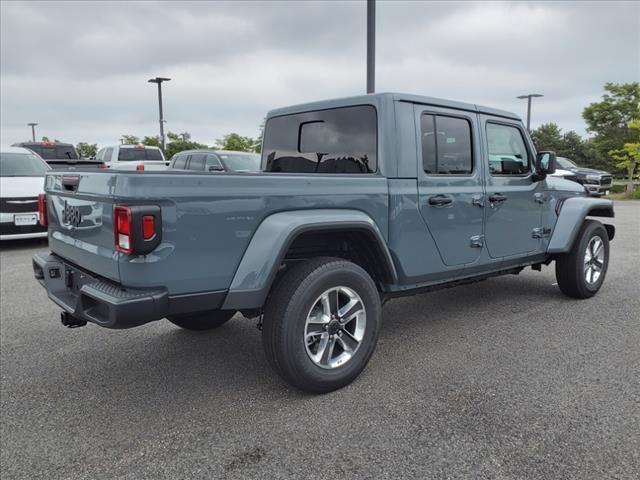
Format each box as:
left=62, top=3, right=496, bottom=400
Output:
left=586, top=174, right=600, bottom=182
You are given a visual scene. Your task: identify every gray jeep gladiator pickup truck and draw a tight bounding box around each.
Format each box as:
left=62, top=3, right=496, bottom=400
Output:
left=33, top=93, right=615, bottom=393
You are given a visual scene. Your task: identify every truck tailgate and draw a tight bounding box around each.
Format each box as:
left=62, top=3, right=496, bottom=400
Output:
left=45, top=172, right=120, bottom=282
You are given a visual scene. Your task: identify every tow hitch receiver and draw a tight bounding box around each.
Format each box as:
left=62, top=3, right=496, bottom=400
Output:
left=61, top=311, right=87, bottom=328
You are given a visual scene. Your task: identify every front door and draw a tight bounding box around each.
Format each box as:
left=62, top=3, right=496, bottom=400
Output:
left=480, top=117, right=542, bottom=258
left=416, top=106, right=485, bottom=266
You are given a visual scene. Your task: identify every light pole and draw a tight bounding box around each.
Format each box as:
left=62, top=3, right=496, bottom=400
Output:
left=27, top=123, right=38, bottom=142
left=366, top=0, right=375, bottom=94
left=517, top=94, right=543, bottom=132
left=148, top=77, right=171, bottom=151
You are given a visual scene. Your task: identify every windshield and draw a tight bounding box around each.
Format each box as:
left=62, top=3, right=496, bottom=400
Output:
left=118, top=147, right=164, bottom=161
left=0, top=153, right=50, bottom=176
left=218, top=152, right=261, bottom=172
left=26, top=145, right=79, bottom=160
left=556, top=157, right=578, bottom=169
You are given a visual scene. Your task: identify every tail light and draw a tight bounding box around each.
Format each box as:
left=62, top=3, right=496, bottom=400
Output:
left=38, top=193, right=48, bottom=227
left=136, top=164, right=145, bottom=171
left=114, top=205, right=161, bottom=255
left=99, top=162, right=108, bottom=169
left=114, top=206, right=132, bottom=254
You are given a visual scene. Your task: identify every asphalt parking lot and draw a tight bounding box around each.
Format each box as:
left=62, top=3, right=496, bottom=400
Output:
left=1, top=202, right=639, bottom=480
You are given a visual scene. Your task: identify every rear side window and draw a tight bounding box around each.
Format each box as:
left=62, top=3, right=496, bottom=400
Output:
left=421, top=114, right=472, bottom=175
left=262, top=105, right=377, bottom=173
left=188, top=154, right=206, bottom=170
left=486, top=123, right=531, bottom=175
left=173, top=154, right=188, bottom=169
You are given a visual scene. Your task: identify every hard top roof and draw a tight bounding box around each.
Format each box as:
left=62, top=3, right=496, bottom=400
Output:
left=267, top=92, right=520, bottom=121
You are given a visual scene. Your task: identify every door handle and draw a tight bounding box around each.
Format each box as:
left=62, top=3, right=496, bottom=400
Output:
left=428, top=195, right=453, bottom=206
left=489, top=193, right=507, bottom=204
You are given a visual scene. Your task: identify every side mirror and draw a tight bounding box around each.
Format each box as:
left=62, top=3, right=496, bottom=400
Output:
left=533, top=151, right=556, bottom=181
left=208, top=165, right=224, bottom=172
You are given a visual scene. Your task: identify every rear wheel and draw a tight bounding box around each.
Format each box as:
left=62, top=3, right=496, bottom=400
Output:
left=262, top=257, right=381, bottom=393
left=167, top=310, right=236, bottom=330
left=555, top=220, right=609, bottom=299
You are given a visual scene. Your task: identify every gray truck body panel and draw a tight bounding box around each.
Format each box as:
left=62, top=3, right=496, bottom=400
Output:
left=35, top=92, right=615, bottom=328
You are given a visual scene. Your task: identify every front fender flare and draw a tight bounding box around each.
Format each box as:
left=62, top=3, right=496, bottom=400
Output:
left=222, top=209, right=396, bottom=310
left=547, top=196, right=614, bottom=254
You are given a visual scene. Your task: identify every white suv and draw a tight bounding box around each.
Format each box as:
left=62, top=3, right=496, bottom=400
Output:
left=95, top=144, right=168, bottom=171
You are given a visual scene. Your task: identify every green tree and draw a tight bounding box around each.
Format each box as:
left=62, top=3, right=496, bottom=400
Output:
left=215, top=132, right=260, bottom=153
left=530, top=123, right=589, bottom=165
left=583, top=82, right=640, bottom=172
left=530, top=123, right=563, bottom=152
left=76, top=142, right=98, bottom=158
left=121, top=134, right=140, bottom=145
left=164, top=131, right=208, bottom=159
left=558, top=131, right=587, bottom=163
left=142, top=135, right=161, bottom=147
left=608, top=119, right=640, bottom=192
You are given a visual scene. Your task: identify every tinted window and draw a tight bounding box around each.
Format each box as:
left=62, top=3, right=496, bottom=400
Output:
left=421, top=114, right=472, bottom=174
left=172, top=154, right=188, bottom=169
left=0, top=153, right=50, bottom=176
left=487, top=123, right=530, bottom=175
left=118, top=148, right=146, bottom=161
left=146, top=148, right=163, bottom=161
left=117, top=147, right=162, bottom=161
left=24, top=145, right=78, bottom=160
left=188, top=154, right=206, bottom=170
left=262, top=105, right=377, bottom=173
left=218, top=152, right=260, bottom=172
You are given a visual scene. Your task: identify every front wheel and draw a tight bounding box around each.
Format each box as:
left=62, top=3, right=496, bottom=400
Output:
left=262, top=257, right=381, bottom=393
left=555, top=220, right=610, bottom=299
left=167, top=310, right=236, bottom=330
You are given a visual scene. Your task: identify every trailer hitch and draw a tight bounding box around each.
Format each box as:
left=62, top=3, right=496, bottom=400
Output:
left=61, top=311, right=87, bottom=328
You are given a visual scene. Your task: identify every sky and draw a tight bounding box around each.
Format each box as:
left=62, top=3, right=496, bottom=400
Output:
left=1, top=0, right=638, bottom=148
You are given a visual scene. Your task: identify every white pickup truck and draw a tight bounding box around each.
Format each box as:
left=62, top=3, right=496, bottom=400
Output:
left=95, top=144, right=168, bottom=171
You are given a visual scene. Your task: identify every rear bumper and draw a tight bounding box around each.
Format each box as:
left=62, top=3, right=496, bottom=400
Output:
left=0, top=219, right=47, bottom=240
left=33, top=253, right=170, bottom=329
left=33, top=253, right=228, bottom=329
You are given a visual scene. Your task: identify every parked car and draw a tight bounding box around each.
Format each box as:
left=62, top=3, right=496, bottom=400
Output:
left=551, top=157, right=612, bottom=196
left=0, top=146, right=50, bottom=240
left=33, top=92, right=615, bottom=393
left=12, top=141, right=105, bottom=170
left=95, top=144, right=168, bottom=170
left=169, top=149, right=261, bottom=173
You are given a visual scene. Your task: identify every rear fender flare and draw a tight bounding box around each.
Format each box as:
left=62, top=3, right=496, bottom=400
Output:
left=222, top=209, right=397, bottom=310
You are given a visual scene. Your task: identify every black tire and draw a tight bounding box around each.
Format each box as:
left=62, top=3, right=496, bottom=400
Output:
left=555, top=219, right=610, bottom=299
left=167, top=310, right=236, bottom=330
left=262, top=257, right=381, bottom=394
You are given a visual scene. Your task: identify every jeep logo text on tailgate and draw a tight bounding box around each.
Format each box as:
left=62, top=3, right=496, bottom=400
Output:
left=62, top=201, right=82, bottom=227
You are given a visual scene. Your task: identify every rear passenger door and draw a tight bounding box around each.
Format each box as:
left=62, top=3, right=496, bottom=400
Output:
left=415, top=106, right=485, bottom=266
left=480, top=117, right=542, bottom=258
